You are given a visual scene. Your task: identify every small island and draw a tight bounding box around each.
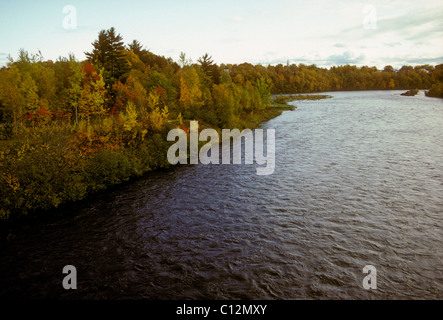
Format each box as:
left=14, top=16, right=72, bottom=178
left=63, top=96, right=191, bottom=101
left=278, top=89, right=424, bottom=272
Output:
left=401, top=89, right=419, bottom=96
left=271, top=94, right=332, bottom=107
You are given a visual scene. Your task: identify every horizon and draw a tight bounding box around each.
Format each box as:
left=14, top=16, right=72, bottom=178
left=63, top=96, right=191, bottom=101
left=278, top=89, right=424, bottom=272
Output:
left=1, top=0, right=443, bottom=69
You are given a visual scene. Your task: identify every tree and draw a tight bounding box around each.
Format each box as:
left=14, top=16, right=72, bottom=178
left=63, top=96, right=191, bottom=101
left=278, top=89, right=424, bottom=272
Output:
left=20, top=73, right=40, bottom=114
left=178, top=67, right=203, bottom=112
left=78, top=63, right=107, bottom=120
left=198, top=53, right=221, bottom=85
left=383, top=65, right=395, bottom=73
left=126, top=72, right=148, bottom=114
left=65, top=54, right=82, bottom=123
left=127, top=40, right=147, bottom=57
left=0, top=67, right=24, bottom=132
left=255, top=77, right=272, bottom=109
left=85, top=27, right=130, bottom=87
left=179, top=52, right=192, bottom=68
left=211, top=83, right=234, bottom=127
left=127, top=40, right=154, bottom=69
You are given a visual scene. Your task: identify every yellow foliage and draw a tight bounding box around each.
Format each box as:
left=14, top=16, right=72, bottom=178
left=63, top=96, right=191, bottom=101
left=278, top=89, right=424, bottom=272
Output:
left=147, top=90, right=160, bottom=110
left=5, top=172, right=20, bottom=192
left=122, top=101, right=138, bottom=131
left=179, top=76, right=192, bottom=108
left=179, top=67, right=203, bottom=109
left=148, top=105, right=168, bottom=132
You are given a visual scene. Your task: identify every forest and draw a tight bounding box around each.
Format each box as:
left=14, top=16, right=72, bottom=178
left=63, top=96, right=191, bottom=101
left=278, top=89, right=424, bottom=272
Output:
left=0, top=27, right=442, bottom=220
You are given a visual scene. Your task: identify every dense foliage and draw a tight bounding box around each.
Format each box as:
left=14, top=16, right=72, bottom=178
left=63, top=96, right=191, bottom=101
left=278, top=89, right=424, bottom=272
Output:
left=224, top=62, right=442, bottom=94
left=0, top=27, right=442, bottom=219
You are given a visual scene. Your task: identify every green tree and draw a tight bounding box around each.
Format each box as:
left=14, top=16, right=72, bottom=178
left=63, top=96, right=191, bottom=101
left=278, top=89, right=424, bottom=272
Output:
left=127, top=40, right=147, bottom=57
left=198, top=53, right=221, bottom=85
left=0, top=67, right=24, bottom=132
left=85, top=27, right=130, bottom=87
left=211, top=83, right=234, bottom=127
left=255, top=77, right=272, bottom=109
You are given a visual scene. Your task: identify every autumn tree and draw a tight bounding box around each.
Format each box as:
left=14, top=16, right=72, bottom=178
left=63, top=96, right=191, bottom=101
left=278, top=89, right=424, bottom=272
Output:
left=255, top=77, right=272, bottom=109
left=0, top=67, right=23, bottom=134
left=211, top=83, right=235, bottom=127
left=426, top=64, right=443, bottom=98
left=20, top=73, right=40, bottom=114
left=178, top=66, right=203, bottom=114
left=65, top=54, right=82, bottom=123
left=78, top=63, right=107, bottom=120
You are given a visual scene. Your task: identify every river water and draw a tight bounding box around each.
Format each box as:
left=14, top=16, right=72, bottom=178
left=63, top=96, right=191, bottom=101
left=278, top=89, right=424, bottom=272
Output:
left=1, top=90, right=442, bottom=299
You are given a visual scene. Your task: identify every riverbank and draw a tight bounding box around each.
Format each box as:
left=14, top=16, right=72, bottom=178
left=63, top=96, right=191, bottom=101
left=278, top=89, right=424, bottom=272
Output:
left=0, top=102, right=297, bottom=223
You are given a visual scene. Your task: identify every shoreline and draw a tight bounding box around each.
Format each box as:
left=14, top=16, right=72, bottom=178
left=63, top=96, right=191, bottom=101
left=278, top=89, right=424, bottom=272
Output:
left=0, top=103, right=296, bottom=226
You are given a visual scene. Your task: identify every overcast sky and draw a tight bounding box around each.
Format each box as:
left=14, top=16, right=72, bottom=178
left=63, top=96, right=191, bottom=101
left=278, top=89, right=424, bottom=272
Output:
left=1, top=0, right=442, bottom=68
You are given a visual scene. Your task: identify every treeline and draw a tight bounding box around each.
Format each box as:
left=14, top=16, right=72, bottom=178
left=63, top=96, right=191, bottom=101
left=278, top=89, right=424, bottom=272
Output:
left=223, top=62, right=443, bottom=95
left=0, top=29, right=275, bottom=139
left=1, top=27, right=443, bottom=137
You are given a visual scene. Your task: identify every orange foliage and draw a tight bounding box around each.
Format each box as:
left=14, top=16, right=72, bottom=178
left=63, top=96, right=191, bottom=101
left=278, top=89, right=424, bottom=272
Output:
left=23, top=106, right=52, bottom=127
left=83, top=63, right=101, bottom=81
left=70, top=130, right=122, bottom=157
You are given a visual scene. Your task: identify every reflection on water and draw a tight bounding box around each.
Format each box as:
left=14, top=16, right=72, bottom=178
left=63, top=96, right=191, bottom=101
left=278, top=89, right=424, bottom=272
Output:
left=1, top=90, right=442, bottom=299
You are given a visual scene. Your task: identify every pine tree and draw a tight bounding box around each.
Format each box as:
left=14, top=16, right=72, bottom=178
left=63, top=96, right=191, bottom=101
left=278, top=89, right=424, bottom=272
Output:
left=198, top=53, right=221, bottom=85
left=85, top=27, right=130, bottom=88
left=127, top=40, right=147, bottom=57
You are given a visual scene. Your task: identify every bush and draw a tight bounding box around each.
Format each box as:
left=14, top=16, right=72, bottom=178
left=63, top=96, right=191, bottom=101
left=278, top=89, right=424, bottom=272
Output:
left=0, top=130, right=85, bottom=218
left=425, top=82, right=443, bottom=98
left=0, top=123, right=13, bottom=140
left=82, top=148, right=138, bottom=193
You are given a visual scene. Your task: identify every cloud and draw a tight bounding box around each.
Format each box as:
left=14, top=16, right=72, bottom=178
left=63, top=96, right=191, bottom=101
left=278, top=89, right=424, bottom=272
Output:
left=264, top=51, right=278, bottom=56
left=225, top=15, right=245, bottom=22
left=384, top=42, right=402, bottom=48
left=334, top=43, right=346, bottom=48
left=322, top=51, right=366, bottom=66
left=383, top=55, right=443, bottom=66
left=339, top=7, right=443, bottom=42
left=253, top=50, right=367, bottom=67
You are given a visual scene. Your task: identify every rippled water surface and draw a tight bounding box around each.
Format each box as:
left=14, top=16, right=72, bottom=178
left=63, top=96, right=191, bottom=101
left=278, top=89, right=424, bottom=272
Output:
left=1, top=90, right=442, bottom=299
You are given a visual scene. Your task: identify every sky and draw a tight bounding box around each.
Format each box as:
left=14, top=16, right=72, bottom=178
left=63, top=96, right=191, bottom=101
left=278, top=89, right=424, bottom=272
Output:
left=0, top=0, right=442, bottom=69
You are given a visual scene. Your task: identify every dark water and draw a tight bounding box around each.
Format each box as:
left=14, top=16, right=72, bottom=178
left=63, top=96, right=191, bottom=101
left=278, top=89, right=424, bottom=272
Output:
left=1, top=90, right=442, bottom=299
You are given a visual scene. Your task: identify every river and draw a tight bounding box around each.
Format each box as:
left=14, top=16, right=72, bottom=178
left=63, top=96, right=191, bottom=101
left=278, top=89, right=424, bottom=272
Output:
left=1, top=90, right=442, bottom=299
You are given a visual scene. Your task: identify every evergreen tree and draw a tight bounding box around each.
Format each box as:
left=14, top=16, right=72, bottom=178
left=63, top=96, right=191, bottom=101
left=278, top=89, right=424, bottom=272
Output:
left=85, top=27, right=130, bottom=88
left=127, top=40, right=147, bottom=57
left=198, top=53, right=221, bottom=85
